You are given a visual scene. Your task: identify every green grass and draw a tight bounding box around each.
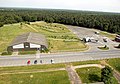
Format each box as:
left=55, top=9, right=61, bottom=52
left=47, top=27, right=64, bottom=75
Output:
left=0, top=63, right=65, bottom=73
left=48, top=40, right=87, bottom=52
left=0, top=70, right=70, bottom=84
left=76, top=67, right=118, bottom=84
left=72, top=60, right=100, bottom=66
left=107, top=58, right=120, bottom=72
left=98, top=46, right=109, bottom=50
left=100, top=31, right=116, bottom=40
left=18, top=50, right=36, bottom=55
left=0, top=21, right=87, bottom=53
left=76, top=67, right=101, bottom=83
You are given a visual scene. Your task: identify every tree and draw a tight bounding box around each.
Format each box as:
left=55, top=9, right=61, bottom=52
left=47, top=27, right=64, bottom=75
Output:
left=101, top=66, right=113, bottom=84
left=0, top=22, right=4, bottom=27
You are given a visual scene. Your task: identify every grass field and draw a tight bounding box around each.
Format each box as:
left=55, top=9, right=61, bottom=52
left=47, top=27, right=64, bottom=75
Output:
left=0, top=21, right=87, bottom=53
left=107, top=58, right=120, bottom=72
left=76, top=67, right=118, bottom=84
left=0, top=70, right=70, bottom=84
left=72, top=60, right=100, bottom=66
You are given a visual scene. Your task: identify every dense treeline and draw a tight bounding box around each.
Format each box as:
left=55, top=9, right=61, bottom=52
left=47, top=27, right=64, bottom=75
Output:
left=0, top=8, right=120, bottom=34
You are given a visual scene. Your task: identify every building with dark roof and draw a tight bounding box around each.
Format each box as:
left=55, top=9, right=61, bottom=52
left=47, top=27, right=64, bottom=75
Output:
left=7, top=32, right=48, bottom=51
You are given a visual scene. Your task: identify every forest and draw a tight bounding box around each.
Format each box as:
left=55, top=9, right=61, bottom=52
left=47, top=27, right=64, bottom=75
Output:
left=0, top=8, right=120, bottom=34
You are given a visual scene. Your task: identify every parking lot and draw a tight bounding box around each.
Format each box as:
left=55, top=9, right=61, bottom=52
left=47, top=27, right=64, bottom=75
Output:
left=67, top=25, right=119, bottom=51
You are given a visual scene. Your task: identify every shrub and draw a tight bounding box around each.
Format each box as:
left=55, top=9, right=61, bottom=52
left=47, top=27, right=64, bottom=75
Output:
left=101, top=66, right=113, bottom=84
left=40, top=48, right=49, bottom=53
left=0, top=22, right=4, bottom=27
left=1, top=51, right=12, bottom=55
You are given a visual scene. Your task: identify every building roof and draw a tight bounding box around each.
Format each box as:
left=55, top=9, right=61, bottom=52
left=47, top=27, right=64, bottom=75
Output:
left=9, top=32, right=48, bottom=47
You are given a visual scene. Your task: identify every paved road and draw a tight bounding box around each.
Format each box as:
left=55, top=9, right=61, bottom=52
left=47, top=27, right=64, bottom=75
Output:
left=0, top=50, right=120, bottom=67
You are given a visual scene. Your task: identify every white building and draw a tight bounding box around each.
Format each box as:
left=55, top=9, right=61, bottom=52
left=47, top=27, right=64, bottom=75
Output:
left=8, top=32, right=48, bottom=51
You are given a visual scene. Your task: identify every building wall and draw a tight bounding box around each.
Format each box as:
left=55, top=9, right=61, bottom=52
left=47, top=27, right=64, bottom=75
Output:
left=12, top=42, right=42, bottom=50
left=30, top=43, right=41, bottom=48
left=13, top=44, right=24, bottom=49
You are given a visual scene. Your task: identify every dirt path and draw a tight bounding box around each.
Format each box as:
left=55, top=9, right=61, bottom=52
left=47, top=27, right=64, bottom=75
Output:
left=66, top=64, right=82, bottom=84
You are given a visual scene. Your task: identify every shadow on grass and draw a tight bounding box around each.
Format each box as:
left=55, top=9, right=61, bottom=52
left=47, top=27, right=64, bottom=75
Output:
left=88, top=74, right=101, bottom=83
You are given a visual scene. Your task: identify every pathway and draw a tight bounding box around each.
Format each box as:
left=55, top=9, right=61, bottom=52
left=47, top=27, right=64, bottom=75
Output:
left=66, top=64, right=82, bottom=84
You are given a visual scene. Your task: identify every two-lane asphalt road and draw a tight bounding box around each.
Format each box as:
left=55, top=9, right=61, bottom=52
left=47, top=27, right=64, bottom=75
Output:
left=0, top=50, right=120, bottom=67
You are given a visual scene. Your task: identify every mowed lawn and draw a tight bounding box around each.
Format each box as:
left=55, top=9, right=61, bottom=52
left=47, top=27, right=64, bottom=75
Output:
left=0, top=21, right=87, bottom=53
left=0, top=70, right=70, bottom=84
left=76, top=67, right=118, bottom=84
left=107, top=58, right=120, bottom=72
left=76, top=67, right=101, bottom=83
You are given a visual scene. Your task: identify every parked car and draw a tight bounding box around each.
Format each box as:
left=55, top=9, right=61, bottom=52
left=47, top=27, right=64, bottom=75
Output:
left=103, top=38, right=107, bottom=42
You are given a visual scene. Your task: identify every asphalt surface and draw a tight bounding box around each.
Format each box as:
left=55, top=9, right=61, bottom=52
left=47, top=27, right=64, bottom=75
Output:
left=67, top=25, right=119, bottom=51
left=0, top=50, right=120, bottom=67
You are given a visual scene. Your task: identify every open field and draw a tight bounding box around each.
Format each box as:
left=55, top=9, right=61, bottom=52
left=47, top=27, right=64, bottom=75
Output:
left=0, top=22, right=87, bottom=53
left=107, top=58, right=120, bottom=72
left=76, top=67, right=118, bottom=84
left=0, top=70, right=70, bottom=84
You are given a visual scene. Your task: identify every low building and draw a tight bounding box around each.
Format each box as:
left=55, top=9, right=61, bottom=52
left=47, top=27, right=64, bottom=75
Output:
left=7, top=32, right=48, bottom=51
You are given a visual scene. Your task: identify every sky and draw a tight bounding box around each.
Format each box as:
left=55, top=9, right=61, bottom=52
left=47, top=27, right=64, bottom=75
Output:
left=0, top=0, right=120, bottom=13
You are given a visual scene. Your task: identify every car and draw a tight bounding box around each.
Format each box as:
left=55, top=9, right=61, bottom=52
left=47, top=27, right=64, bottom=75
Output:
left=103, top=38, right=107, bottom=42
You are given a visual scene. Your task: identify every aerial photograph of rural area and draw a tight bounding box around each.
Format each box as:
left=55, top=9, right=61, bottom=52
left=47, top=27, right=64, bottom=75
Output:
left=0, top=0, right=120, bottom=84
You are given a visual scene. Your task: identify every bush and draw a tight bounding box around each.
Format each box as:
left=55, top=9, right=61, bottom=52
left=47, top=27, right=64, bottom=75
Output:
left=1, top=51, right=12, bottom=55
left=0, top=22, right=4, bottom=27
left=40, top=48, right=49, bottom=53
left=101, top=66, right=113, bottom=84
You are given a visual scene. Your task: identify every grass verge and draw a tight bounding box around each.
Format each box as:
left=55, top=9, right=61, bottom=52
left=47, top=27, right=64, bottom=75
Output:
left=72, top=60, right=100, bottom=66
left=18, top=50, right=36, bottom=55
left=98, top=46, right=109, bottom=50
left=0, top=63, right=65, bottom=73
